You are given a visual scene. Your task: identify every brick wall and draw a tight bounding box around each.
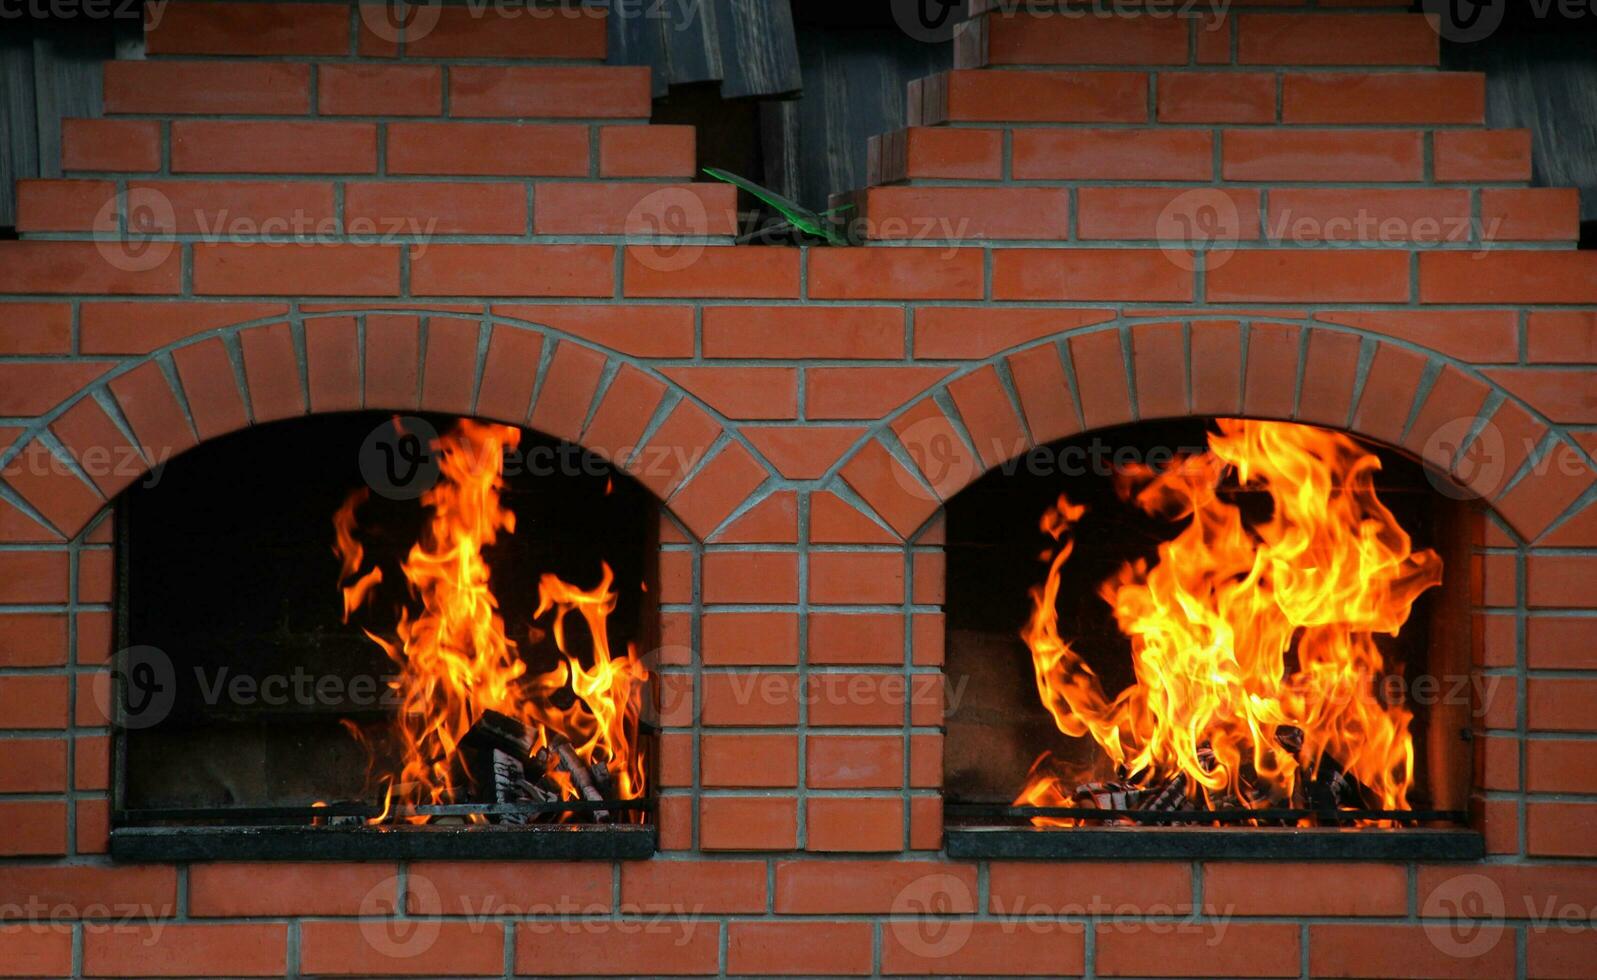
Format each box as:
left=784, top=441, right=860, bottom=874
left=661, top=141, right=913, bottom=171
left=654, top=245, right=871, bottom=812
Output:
left=0, top=2, right=1594, bottom=977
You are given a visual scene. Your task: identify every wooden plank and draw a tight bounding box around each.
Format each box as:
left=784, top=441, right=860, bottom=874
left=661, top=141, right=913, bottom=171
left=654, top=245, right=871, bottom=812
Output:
left=0, top=33, right=38, bottom=228
left=715, top=0, right=801, bottom=100
left=32, top=30, right=113, bottom=181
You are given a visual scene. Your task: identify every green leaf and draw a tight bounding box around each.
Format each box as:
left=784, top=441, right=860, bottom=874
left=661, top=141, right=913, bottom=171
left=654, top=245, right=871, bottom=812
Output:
left=703, top=167, right=849, bottom=246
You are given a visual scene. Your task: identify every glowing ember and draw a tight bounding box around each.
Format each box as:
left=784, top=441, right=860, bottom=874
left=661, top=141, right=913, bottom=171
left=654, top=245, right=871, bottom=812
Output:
left=333, top=419, right=648, bottom=823
left=1016, top=419, right=1442, bottom=826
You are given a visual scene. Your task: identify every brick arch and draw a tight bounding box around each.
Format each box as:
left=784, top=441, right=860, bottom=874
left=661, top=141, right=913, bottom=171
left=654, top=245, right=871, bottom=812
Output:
left=0, top=310, right=783, bottom=543
left=828, top=316, right=1597, bottom=546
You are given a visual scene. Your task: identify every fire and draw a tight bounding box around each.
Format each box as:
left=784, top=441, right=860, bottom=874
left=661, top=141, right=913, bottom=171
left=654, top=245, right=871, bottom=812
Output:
left=333, top=419, right=648, bottom=822
left=1016, top=419, right=1442, bottom=826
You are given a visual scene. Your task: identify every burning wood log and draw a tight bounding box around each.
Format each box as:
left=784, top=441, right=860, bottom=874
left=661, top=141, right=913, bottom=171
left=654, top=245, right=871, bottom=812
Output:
left=461, top=709, right=560, bottom=825
left=550, top=737, right=610, bottom=822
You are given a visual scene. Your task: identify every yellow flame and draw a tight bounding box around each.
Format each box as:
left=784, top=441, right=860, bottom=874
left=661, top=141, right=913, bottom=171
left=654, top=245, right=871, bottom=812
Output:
left=1016, top=419, right=1441, bottom=825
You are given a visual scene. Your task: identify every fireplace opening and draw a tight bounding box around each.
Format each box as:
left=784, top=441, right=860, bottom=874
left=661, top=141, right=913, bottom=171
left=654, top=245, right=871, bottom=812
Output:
left=110, top=413, right=659, bottom=860
left=942, top=418, right=1482, bottom=860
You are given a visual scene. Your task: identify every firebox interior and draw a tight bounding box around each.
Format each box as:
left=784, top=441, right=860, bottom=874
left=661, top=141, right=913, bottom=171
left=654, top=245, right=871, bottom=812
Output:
left=110, top=413, right=658, bottom=860
left=942, top=419, right=1482, bottom=860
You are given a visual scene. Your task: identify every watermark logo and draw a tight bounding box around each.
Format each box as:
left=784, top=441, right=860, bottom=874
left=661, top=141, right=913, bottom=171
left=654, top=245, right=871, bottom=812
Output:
left=890, top=0, right=974, bottom=42
left=360, top=873, right=442, bottom=959
left=1423, top=0, right=1508, bottom=42
left=889, top=873, right=976, bottom=958
left=360, top=0, right=443, bottom=44
left=1157, top=189, right=1243, bottom=274
left=360, top=416, right=442, bottom=500
left=1423, top=873, right=1505, bottom=958
left=626, top=187, right=713, bottom=274
left=98, top=645, right=177, bottom=730
left=892, top=415, right=979, bottom=502
left=96, top=188, right=176, bottom=274
left=1420, top=416, right=1506, bottom=500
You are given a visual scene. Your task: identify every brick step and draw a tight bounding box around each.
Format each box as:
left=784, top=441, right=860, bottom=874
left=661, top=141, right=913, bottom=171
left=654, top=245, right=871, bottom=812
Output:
left=836, top=184, right=1579, bottom=244
left=956, top=11, right=1437, bottom=69
left=146, top=0, right=608, bottom=60
left=911, top=69, right=1483, bottom=126
left=14, top=178, right=739, bottom=237
left=103, top=60, right=650, bottom=118
left=60, top=118, right=695, bottom=178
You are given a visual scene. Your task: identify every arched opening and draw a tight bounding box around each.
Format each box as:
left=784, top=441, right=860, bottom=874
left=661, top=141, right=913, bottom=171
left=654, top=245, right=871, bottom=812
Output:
left=941, top=417, right=1480, bottom=859
left=111, top=411, right=660, bottom=859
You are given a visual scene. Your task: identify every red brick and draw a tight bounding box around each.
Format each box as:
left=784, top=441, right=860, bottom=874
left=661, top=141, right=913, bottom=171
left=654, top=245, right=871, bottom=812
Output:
left=625, top=246, right=799, bottom=299
left=14, top=179, right=115, bottom=232
left=526, top=340, right=604, bottom=442
left=1078, top=186, right=1260, bottom=241
left=1529, top=677, right=1597, bottom=731
left=1529, top=931, right=1597, bottom=980
left=1435, top=129, right=1532, bottom=182
left=1268, top=187, right=1470, bottom=241
left=1007, top=342, right=1082, bottom=445
left=1223, top=129, right=1424, bottom=181
left=702, top=611, right=798, bottom=666
left=806, top=365, right=952, bottom=420
left=298, top=920, right=502, bottom=976
left=745, top=427, right=865, bottom=481
left=1204, top=862, right=1406, bottom=916
left=186, top=863, right=389, bottom=916
left=806, top=796, right=903, bottom=852
left=703, top=306, right=901, bottom=359
left=387, top=122, right=588, bottom=176
left=0, top=801, right=67, bottom=855
left=1316, top=310, right=1518, bottom=364
left=700, top=796, right=797, bottom=850
left=896, top=127, right=1004, bottom=180
left=84, top=923, right=287, bottom=977
left=193, top=243, right=398, bottom=297
left=776, top=860, right=976, bottom=914
left=1013, top=128, right=1211, bottom=180
left=1424, top=248, right=1597, bottom=303
left=411, top=244, right=611, bottom=297
left=1482, top=187, right=1582, bottom=242
left=628, top=401, right=722, bottom=500
left=915, top=308, right=1112, bottom=360
left=104, top=61, right=309, bottom=114
left=1239, top=13, right=1437, bottom=65
left=669, top=443, right=771, bottom=538
left=983, top=11, right=1185, bottom=64
left=0, top=241, right=179, bottom=295
left=1158, top=71, right=1276, bottom=123
left=599, top=125, right=696, bottom=177
left=809, top=551, right=905, bottom=605
left=1100, top=922, right=1300, bottom=977
left=404, top=6, right=607, bottom=58
left=994, top=249, right=1192, bottom=301
left=535, top=182, right=736, bottom=235
left=937, top=69, right=1148, bottom=123
left=308, top=59, right=426, bottom=114
left=1209, top=250, right=1409, bottom=302
left=990, top=862, right=1192, bottom=914
left=727, top=921, right=871, bottom=976
left=809, top=611, right=904, bottom=666
left=171, top=121, right=377, bottom=174
left=1528, top=617, right=1597, bottom=669
left=622, top=859, right=766, bottom=914
left=657, top=367, right=794, bottom=421
left=147, top=1, right=350, bottom=55
left=1308, top=923, right=1515, bottom=979
left=449, top=65, right=651, bottom=118
left=700, top=671, right=799, bottom=726
left=809, top=247, right=982, bottom=300
left=0, top=613, right=68, bottom=668
left=0, top=303, right=71, bottom=354
left=0, top=925, right=71, bottom=977
left=883, top=920, right=1086, bottom=977
left=0, top=673, right=69, bottom=729
left=835, top=440, right=936, bottom=540
left=410, top=861, right=611, bottom=914
left=1527, top=311, right=1597, bottom=364
left=806, top=734, right=902, bottom=788
left=703, top=732, right=798, bottom=787
left=1530, top=802, right=1597, bottom=856
left=61, top=118, right=160, bottom=172
left=1284, top=71, right=1485, bottom=124
left=516, top=919, right=718, bottom=976
left=857, top=186, right=1070, bottom=240
left=342, top=182, right=522, bottom=237
left=0, top=737, right=65, bottom=792
left=493, top=304, right=693, bottom=358
left=1069, top=330, right=1134, bottom=429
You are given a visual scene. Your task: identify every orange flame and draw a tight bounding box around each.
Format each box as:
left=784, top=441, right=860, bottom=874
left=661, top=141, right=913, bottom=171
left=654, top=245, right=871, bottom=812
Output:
left=1016, top=419, right=1442, bottom=825
left=334, top=419, right=648, bottom=822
